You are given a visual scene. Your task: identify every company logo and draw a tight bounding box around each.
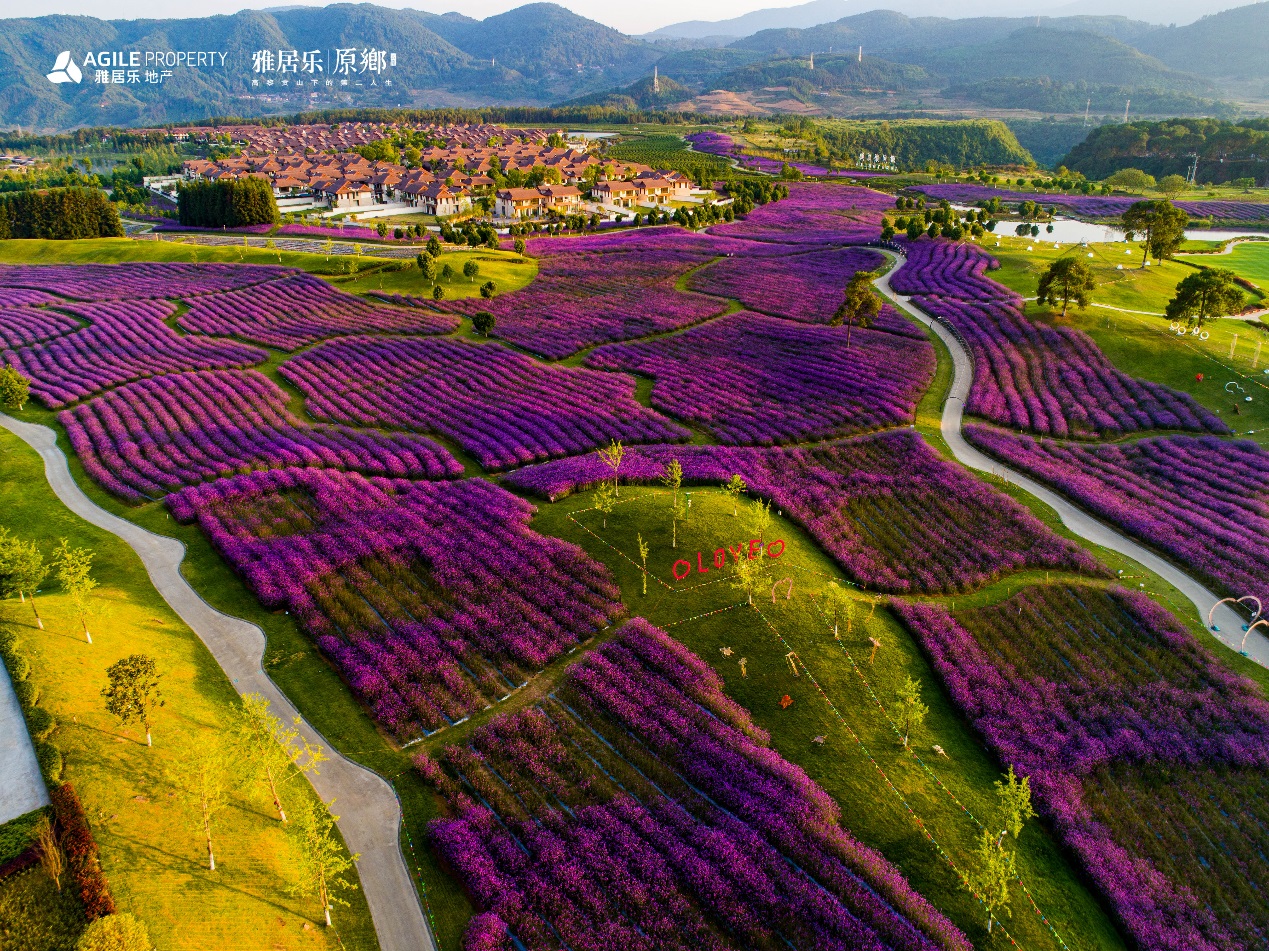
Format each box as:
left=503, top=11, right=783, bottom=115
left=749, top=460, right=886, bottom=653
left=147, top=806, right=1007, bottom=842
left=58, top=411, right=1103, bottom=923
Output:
left=47, top=51, right=83, bottom=84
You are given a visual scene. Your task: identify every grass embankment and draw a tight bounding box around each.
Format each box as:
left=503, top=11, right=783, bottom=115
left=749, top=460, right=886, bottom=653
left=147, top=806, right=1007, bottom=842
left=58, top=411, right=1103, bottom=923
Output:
left=986, top=236, right=1269, bottom=447
left=0, top=239, right=538, bottom=302
left=0, top=428, right=378, bottom=951
left=522, top=485, right=1126, bottom=951
left=0, top=864, right=86, bottom=951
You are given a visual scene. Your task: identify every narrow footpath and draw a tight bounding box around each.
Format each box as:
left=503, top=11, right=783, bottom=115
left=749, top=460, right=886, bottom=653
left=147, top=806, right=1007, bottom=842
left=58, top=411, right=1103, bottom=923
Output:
left=0, top=413, right=435, bottom=951
left=873, top=257, right=1269, bottom=668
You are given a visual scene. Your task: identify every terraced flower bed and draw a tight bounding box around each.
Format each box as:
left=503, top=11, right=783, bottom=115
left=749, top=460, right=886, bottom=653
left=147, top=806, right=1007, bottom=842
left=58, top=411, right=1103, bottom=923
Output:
left=913, top=183, right=1269, bottom=222
left=707, top=182, right=893, bottom=245
left=420, top=618, right=970, bottom=951
left=893, top=239, right=1227, bottom=437
left=585, top=311, right=934, bottom=444
left=279, top=336, right=689, bottom=469
left=0, top=304, right=81, bottom=347
left=429, top=244, right=728, bottom=359
left=61, top=369, right=463, bottom=502
left=964, top=427, right=1269, bottom=606
left=686, top=247, right=919, bottom=328
left=504, top=431, right=1105, bottom=593
left=179, top=272, right=459, bottom=349
left=0, top=262, right=288, bottom=300
left=893, top=585, right=1269, bottom=951
left=167, top=469, right=623, bottom=739
left=4, top=299, right=267, bottom=407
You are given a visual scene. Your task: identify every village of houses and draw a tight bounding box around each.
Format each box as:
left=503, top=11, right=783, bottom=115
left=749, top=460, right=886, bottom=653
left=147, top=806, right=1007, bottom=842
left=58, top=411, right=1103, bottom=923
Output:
left=162, top=121, right=711, bottom=225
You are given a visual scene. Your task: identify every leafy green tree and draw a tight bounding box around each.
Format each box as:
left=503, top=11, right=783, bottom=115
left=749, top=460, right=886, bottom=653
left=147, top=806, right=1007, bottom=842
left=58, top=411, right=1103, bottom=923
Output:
left=472, top=311, right=496, bottom=335
left=661, top=459, right=685, bottom=549
left=894, top=676, right=929, bottom=748
left=1104, top=169, right=1155, bottom=193
left=1122, top=199, right=1189, bottom=266
left=480, top=280, right=497, bottom=299
left=463, top=260, right=480, bottom=283
left=729, top=546, right=767, bottom=605
left=723, top=474, right=747, bottom=516
left=965, top=828, right=1016, bottom=935
left=0, top=529, right=48, bottom=629
left=441, top=263, right=455, bottom=280
left=432, top=285, right=445, bottom=301
left=234, top=693, right=327, bottom=823
left=747, top=497, right=772, bottom=542
left=169, top=739, right=232, bottom=870
left=287, top=798, right=359, bottom=928
left=1036, top=256, right=1096, bottom=317
left=830, top=270, right=881, bottom=349
left=637, top=533, right=650, bottom=596
left=996, top=765, right=1036, bottom=840
left=513, top=237, right=527, bottom=256
left=1155, top=174, right=1189, bottom=199
left=53, top=540, right=96, bottom=644
left=0, top=366, right=31, bottom=410
left=426, top=236, right=442, bottom=257
left=1166, top=268, right=1245, bottom=329
left=75, top=913, right=153, bottom=951
left=594, top=481, right=616, bottom=529
left=102, top=654, right=164, bottom=747
left=596, top=440, right=625, bottom=496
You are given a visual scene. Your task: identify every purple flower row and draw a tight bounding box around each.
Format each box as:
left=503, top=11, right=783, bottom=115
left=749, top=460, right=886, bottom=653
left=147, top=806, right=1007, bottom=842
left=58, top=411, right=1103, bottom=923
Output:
left=60, top=369, right=462, bottom=502
left=148, top=220, right=276, bottom=234
left=275, top=222, right=423, bottom=242
left=684, top=132, right=892, bottom=179
left=3, top=299, right=266, bottom=408
left=503, top=432, right=1106, bottom=594
left=0, top=305, right=81, bottom=349
left=178, top=272, right=458, bottom=350
left=423, top=618, right=969, bottom=951
left=0, top=288, right=60, bottom=309
left=585, top=310, right=935, bottom=444
left=964, top=427, right=1269, bottom=606
left=914, top=183, right=1269, bottom=223
left=278, top=335, right=690, bottom=470
left=707, top=182, right=894, bottom=245
left=166, top=469, right=623, bottom=738
left=0, top=262, right=290, bottom=302
left=892, top=585, right=1269, bottom=950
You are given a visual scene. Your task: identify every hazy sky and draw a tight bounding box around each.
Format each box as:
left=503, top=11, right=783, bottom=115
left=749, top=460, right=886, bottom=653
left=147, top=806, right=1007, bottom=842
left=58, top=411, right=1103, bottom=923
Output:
left=13, top=0, right=772, bottom=33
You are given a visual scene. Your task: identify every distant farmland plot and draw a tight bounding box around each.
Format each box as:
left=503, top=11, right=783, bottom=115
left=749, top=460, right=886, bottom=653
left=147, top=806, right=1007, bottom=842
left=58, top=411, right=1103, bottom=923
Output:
left=606, top=133, right=738, bottom=180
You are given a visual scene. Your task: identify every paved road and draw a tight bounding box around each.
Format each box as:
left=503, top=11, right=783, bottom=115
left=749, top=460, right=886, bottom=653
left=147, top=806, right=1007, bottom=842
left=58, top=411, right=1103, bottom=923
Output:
left=0, top=658, right=48, bottom=825
left=0, top=413, right=434, bottom=951
left=873, top=259, right=1269, bottom=668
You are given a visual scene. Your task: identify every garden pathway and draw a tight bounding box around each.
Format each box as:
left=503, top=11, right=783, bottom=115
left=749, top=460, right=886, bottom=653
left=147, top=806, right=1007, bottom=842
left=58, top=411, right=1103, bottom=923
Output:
left=0, top=658, right=48, bottom=825
left=0, top=413, right=435, bottom=951
left=873, top=259, right=1269, bottom=669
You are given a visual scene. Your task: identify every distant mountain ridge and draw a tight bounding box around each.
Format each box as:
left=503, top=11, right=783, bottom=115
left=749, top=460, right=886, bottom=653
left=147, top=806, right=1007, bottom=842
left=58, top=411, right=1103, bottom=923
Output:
left=0, top=1, right=1263, bottom=131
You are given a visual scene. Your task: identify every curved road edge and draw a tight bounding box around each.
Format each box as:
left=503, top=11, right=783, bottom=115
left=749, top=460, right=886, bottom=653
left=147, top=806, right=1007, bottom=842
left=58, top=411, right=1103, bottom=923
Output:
left=0, top=412, right=435, bottom=951
left=871, top=257, right=1269, bottom=669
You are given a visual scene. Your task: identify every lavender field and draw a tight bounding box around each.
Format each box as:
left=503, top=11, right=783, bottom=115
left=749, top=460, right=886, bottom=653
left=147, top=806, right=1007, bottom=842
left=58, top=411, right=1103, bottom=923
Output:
left=913, top=183, right=1269, bottom=222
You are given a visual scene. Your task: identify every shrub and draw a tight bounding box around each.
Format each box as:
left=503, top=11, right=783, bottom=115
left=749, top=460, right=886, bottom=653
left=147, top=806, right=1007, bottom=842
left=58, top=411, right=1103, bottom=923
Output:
left=75, top=913, right=153, bottom=951
left=36, top=741, right=63, bottom=784
left=25, top=707, right=56, bottom=743
left=13, top=677, right=39, bottom=708
left=4, top=650, right=30, bottom=682
left=50, top=783, right=116, bottom=920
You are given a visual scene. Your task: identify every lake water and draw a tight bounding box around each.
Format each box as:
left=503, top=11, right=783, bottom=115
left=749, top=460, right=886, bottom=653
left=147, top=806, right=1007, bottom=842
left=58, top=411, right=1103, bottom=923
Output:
left=950, top=207, right=1269, bottom=245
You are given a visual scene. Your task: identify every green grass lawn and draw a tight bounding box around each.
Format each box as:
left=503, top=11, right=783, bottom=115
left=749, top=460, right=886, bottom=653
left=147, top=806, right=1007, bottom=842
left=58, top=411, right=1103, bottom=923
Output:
left=0, top=428, right=378, bottom=951
left=0, top=240, right=538, bottom=302
left=1181, top=240, right=1269, bottom=287
left=520, top=484, right=1127, bottom=951
left=984, top=235, right=1269, bottom=447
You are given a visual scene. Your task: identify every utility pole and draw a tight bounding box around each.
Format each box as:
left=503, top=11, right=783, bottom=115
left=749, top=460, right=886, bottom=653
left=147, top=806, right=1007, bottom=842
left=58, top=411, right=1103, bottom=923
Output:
left=1186, top=152, right=1199, bottom=185
left=858, top=45, right=862, bottom=62
left=809, top=52, right=814, bottom=70
left=652, top=64, right=659, bottom=94
left=1123, top=99, right=1130, bottom=123
left=1083, top=99, right=1090, bottom=127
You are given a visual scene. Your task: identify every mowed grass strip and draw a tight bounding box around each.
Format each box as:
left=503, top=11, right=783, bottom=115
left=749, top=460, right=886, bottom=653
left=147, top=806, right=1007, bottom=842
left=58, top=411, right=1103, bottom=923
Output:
left=526, top=484, right=1127, bottom=951
left=0, top=427, right=377, bottom=951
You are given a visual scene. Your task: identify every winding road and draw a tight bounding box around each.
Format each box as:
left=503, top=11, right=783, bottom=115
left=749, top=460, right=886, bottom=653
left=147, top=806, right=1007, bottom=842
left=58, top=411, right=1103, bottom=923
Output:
left=0, top=413, right=434, bottom=951
left=873, top=258, right=1269, bottom=668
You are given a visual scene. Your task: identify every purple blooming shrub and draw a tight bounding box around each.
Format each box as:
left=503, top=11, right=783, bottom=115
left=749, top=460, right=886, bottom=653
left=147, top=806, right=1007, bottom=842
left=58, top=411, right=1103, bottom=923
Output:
left=892, top=586, right=1269, bottom=950
left=686, top=246, right=921, bottom=332
left=279, top=335, right=689, bottom=470
left=914, top=183, right=1269, bottom=222
left=60, top=369, right=462, bottom=502
left=585, top=311, right=934, bottom=444
left=893, top=239, right=1227, bottom=437
left=503, top=432, right=1105, bottom=593
left=429, top=243, right=728, bottom=358
left=964, top=427, right=1269, bottom=606
left=518, top=225, right=806, bottom=258
left=462, top=913, right=513, bottom=951
left=0, top=262, right=289, bottom=301
left=3, top=300, right=266, bottom=408
left=422, top=618, right=970, bottom=951
left=166, top=469, right=623, bottom=739
left=0, top=305, right=81, bottom=348
left=179, top=272, right=458, bottom=349
left=0, top=288, right=60, bottom=308
left=275, top=222, right=420, bottom=241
